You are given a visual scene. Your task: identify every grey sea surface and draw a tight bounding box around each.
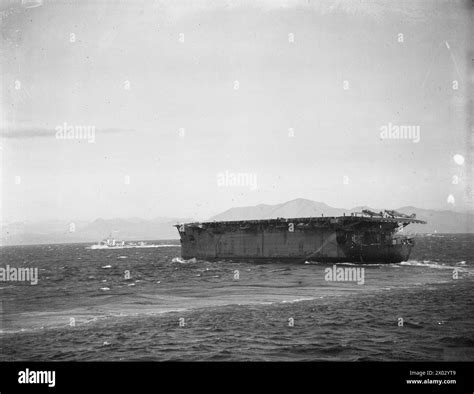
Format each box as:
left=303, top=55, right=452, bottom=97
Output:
left=0, top=234, right=472, bottom=361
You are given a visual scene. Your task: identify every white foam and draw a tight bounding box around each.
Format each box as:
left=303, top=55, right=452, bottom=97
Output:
left=281, top=297, right=316, bottom=303
left=171, top=257, right=197, bottom=264
left=399, top=260, right=469, bottom=271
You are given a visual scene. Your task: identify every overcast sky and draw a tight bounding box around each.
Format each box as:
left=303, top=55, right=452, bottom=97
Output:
left=0, top=0, right=471, bottom=223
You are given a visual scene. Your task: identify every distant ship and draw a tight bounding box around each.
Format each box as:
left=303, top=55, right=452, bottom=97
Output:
left=88, top=237, right=174, bottom=250
left=90, top=236, right=126, bottom=249
left=175, top=210, right=426, bottom=264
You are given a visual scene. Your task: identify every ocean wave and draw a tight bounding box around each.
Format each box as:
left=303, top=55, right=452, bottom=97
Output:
left=171, top=257, right=197, bottom=264
left=337, top=262, right=388, bottom=267
left=0, top=314, right=102, bottom=336
left=281, top=297, right=316, bottom=304
left=399, top=260, right=459, bottom=270
left=0, top=328, right=40, bottom=335
left=305, top=261, right=387, bottom=267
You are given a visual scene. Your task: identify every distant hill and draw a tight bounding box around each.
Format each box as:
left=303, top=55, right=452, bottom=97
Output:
left=1, top=199, right=472, bottom=246
left=210, top=198, right=473, bottom=234
left=211, top=199, right=346, bottom=221
left=0, top=217, right=189, bottom=246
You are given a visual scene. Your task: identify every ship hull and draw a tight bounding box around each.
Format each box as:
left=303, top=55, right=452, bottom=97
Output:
left=178, top=219, right=416, bottom=264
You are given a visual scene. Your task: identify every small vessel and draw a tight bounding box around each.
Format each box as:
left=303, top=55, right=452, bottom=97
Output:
left=90, top=235, right=125, bottom=249
left=88, top=238, right=172, bottom=250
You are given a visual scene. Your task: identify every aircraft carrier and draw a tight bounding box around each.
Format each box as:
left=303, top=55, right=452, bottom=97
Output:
left=175, top=210, right=426, bottom=264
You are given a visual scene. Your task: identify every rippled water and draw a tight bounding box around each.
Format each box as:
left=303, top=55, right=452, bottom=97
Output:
left=0, top=235, right=473, bottom=361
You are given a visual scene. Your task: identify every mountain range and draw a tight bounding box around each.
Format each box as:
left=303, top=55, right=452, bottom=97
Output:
left=210, top=199, right=473, bottom=235
left=0, top=217, right=191, bottom=247
left=1, top=199, right=472, bottom=246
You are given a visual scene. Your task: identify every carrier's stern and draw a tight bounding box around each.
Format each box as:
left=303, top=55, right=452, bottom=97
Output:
left=175, top=210, right=426, bottom=264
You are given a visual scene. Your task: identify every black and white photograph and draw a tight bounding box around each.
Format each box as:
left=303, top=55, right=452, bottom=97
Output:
left=0, top=0, right=472, bottom=391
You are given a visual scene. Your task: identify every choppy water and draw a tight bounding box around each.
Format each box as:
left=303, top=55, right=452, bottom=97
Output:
left=0, top=235, right=473, bottom=361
